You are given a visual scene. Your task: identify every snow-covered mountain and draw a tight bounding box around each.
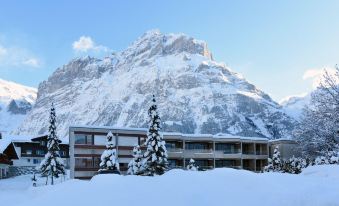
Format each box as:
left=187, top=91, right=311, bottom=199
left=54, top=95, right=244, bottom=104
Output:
left=279, top=90, right=318, bottom=120
left=280, top=93, right=311, bottom=120
left=15, top=30, right=296, bottom=140
left=0, top=78, right=37, bottom=134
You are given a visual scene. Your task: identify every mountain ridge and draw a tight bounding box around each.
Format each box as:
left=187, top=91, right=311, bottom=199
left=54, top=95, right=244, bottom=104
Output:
left=0, top=78, right=37, bottom=134
left=15, top=30, right=296, bottom=140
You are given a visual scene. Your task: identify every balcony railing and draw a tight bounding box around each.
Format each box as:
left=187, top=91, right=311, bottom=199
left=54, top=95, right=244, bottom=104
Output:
left=168, top=165, right=184, bottom=169
left=215, top=149, right=241, bottom=154
left=167, top=148, right=184, bottom=153
left=242, top=151, right=255, bottom=155
left=198, top=166, right=214, bottom=170
left=255, top=151, right=268, bottom=155
left=185, top=149, right=214, bottom=153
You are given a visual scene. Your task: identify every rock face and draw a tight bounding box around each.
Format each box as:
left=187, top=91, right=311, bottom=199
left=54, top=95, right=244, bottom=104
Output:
left=7, top=99, right=33, bottom=115
left=15, top=30, right=296, bottom=140
left=0, top=78, right=37, bottom=133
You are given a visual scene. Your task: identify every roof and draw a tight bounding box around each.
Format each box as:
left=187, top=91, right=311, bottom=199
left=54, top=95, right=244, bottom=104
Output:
left=269, top=138, right=297, bottom=144
left=0, top=134, right=34, bottom=153
left=0, top=133, right=67, bottom=153
left=70, top=125, right=269, bottom=142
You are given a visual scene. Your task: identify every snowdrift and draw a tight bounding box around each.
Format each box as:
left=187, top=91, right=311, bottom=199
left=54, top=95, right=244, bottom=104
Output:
left=0, top=166, right=339, bottom=206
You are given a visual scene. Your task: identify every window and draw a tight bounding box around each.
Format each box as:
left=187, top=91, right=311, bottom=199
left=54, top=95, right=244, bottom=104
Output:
left=166, top=142, right=176, bottom=149
left=25, top=150, right=32, bottom=155
left=58, top=151, right=66, bottom=157
left=118, top=136, right=138, bottom=146
left=40, top=141, right=46, bottom=146
left=185, top=143, right=209, bottom=150
left=27, top=158, right=31, bottom=162
left=94, top=135, right=107, bottom=145
left=168, top=159, right=177, bottom=168
left=185, top=159, right=210, bottom=167
left=36, top=150, right=45, bottom=155
left=75, top=157, right=93, bottom=168
left=33, top=159, right=41, bottom=164
left=215, top=143, right=239, bottom=153
left=215, top=160, right=236, bottom=168
left=93, top=157, right=101, bottom=168
left=74, top=134, right=93, bottom=145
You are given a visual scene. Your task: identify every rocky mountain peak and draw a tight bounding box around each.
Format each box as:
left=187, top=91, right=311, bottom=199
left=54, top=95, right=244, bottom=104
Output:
left=15, top=30, right=296, bottom=140
left=121, top=30, right=213, bottom=63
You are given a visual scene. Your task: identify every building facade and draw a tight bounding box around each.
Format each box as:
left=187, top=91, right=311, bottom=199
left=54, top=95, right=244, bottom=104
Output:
left=69, top=126, right=269, bottom=179
left=269, top=139, right=300, bottom=160
left=3, top=135, right=70, bottom=168
left=0, top=153, right=11, bottom=179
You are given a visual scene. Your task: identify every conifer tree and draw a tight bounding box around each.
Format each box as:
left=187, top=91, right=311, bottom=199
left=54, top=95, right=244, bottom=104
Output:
left=40, top=103, right=65, bottom=185
left=99, top=131, right=120, bottom=173
left=127, top=145, right=143, bottom=175
left=186, top=158, right=198, bottom=171
left=284, top=156, right=306, bottom=174
left=264, top=146, right=282, bottom=172
left=142, top=95, right=168, bottom=176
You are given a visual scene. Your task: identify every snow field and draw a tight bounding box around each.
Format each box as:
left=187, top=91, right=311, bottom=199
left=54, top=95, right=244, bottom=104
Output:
left=0, top=165, right=338, bottom=206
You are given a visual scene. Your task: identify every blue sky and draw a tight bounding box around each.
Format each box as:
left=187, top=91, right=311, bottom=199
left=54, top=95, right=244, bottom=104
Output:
left=0, top=0, right=339, bottom=101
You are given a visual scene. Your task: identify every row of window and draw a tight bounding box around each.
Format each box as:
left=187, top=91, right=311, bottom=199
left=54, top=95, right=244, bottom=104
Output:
left=74, top=134, right=146, bottom=146
left=168, top=159, right=240, bottom=168
left=75, top=157, right=128, bottom=169
left=22, top=150, right=67, bottom=156
left=26, top=158, right=41, bottom=164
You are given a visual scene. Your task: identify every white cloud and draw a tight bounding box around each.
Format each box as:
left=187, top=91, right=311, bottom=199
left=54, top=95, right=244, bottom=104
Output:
left=72, top=36, right=109, bottom=53
left=22, top=58, right=40, bottom=67
left=0, top=43, right=41, bottom=69
left=302, top=67, right=336, bottom=89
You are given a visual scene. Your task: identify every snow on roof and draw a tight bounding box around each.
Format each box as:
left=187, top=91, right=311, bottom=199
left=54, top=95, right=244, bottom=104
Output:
left=269, top=138, right=296, bottom=143
left=0, top=133, right=69, bottom=153
left=70, top=125, right=268, bottom=141
left=70, top=125, right=148, bottom=132
left=0, top=134, right=34, bottom=153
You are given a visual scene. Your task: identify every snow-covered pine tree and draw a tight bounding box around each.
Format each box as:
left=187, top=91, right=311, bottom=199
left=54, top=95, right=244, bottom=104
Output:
left=315, top=150, right=339, bottom=165
left=272, top=146, right=282, bottom=172
left=142, top=95, right=168, bottom=176
left=127, top=145, right=143, bottom=175
left=264, top=146, right=282, bottom=172
left=186, top=158, right=198, bottom=171
left=284, top=156, right=306, bottom=174
left=39, top=103, right=65, bottom=185
left=99, top=131, right=120, bottom=173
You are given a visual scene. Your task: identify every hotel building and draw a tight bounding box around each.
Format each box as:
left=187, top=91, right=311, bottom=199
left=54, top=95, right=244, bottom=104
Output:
left=69, top=126, right=269, bottom=179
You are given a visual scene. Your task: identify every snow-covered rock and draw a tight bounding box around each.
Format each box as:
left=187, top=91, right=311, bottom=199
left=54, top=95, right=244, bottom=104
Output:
left=0, top=78, right=37, bottom=134
left=15, top=30, right=296, bottom=140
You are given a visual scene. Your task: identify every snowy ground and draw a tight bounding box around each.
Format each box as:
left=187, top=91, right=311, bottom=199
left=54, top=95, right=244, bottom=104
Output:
left=0, top=165, right=338, bottom=206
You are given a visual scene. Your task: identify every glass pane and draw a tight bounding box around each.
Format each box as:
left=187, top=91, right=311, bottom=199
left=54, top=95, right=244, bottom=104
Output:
left=94, top=135, right=107, bottom=145
left=74, top=134, right=86, bottom=144
left=75, top=157, right=93, bottom=168
left=119, top=136, right=138, bottom=146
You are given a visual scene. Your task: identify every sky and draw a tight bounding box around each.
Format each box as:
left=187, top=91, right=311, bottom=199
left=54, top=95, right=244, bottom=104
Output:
left=0, top=0, right=339, bottom=102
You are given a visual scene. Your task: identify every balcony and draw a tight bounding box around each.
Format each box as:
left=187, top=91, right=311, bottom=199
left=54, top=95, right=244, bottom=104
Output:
left=167, top=148, right=184, bottom=153
left=214, top=149, right=242, bottom=159
left=184, top=149, right=214, bottom=158
left=167, top=148, right=184, bottom=158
